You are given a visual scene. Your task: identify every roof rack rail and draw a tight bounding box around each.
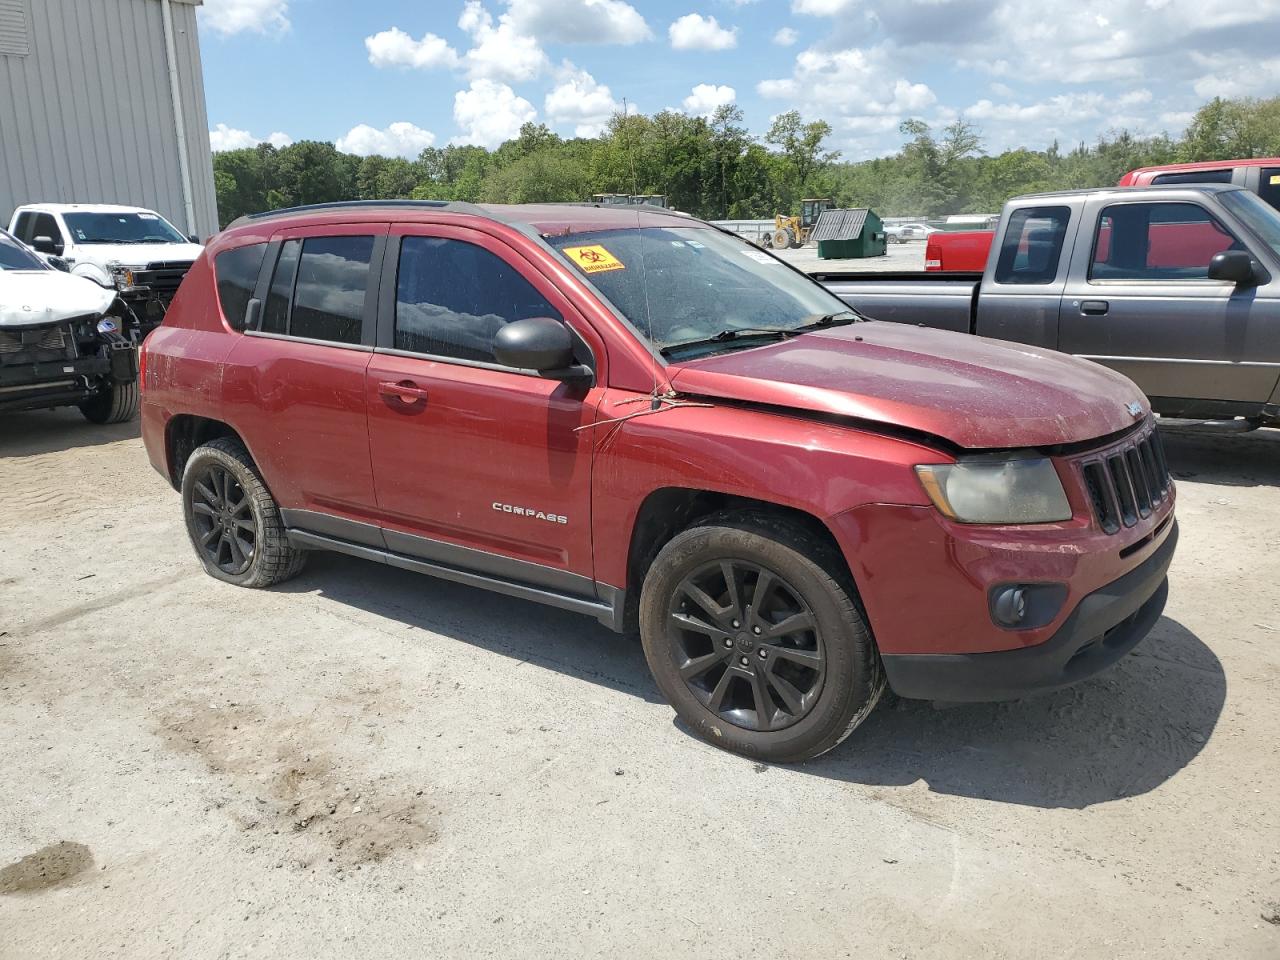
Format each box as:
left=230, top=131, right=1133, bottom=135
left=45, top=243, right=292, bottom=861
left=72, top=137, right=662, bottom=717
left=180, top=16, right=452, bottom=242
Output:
left=228, top=199, right=489, bottom=229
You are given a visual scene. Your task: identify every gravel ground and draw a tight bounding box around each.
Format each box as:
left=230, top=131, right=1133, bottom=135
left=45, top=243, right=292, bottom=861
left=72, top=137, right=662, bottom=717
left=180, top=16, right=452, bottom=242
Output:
left=1, top=408, right=1277, bottom=960
left=772, top=238, right=927, bottom=273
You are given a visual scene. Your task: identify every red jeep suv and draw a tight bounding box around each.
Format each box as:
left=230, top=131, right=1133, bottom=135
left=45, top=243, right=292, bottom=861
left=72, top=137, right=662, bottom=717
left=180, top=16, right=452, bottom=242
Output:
left=141, top=200, right=1177, bottom=762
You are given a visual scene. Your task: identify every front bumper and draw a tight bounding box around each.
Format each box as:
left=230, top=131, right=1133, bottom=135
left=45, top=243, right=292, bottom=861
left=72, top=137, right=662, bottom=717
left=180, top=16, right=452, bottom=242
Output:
left=881, top=521, right=1177, bottom=701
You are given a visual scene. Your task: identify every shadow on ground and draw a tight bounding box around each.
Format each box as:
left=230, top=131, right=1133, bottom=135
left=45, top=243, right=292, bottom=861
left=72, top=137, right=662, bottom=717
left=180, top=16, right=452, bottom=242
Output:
left=283, top=552, right=1223, bottom=810
left=1160, top=425, right=1280, bottom=488
left=0, top=408, right=139, bottom=456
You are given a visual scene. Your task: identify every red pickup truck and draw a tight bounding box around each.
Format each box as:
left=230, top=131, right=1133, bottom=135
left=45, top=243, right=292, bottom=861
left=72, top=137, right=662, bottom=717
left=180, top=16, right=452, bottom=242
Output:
left=140, top=200, right=1176, bottom=762
left=927, top=157, right=1280, bottom=271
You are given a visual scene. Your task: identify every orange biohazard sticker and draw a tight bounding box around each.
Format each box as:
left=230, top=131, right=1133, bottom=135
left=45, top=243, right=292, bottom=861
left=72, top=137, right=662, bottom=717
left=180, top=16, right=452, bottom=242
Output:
left=563, top=245, right=625, bottom=273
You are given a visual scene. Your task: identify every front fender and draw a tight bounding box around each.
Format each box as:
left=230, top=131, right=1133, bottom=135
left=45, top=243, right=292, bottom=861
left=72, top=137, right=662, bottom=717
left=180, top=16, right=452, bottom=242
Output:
left=72, top=263, right=113, bottom=288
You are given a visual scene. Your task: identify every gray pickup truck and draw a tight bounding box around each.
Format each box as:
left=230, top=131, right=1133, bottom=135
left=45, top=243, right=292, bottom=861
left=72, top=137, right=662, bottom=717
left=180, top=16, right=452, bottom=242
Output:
left=817, top=184, right=1280, bottom=429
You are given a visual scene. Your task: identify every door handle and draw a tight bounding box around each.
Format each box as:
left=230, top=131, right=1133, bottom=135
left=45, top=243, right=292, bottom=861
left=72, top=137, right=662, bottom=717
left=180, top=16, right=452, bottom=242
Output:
left=378, top=380, right=430, bottom=404
left=1080, top=300, right=1109, bottom=316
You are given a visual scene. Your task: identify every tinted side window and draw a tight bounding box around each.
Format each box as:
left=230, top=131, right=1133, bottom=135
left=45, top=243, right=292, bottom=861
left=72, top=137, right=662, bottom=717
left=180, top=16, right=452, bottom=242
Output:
left=289, top=236, right=375, bottom=345
left=1090, top=202, right=1239, bottom=281
left=394, top=237, right=560, bottom=362
left=1258, top=167, right=1280, bottom=214
left=261, top=239, right=300, bottom=335
left=28, top=213, right=60, bottom=245
left=993, top=205, right=1070, bottom=284
left=214, top=243, right=267, bottom=331
left=1151, top=169, right=1233, bottom=185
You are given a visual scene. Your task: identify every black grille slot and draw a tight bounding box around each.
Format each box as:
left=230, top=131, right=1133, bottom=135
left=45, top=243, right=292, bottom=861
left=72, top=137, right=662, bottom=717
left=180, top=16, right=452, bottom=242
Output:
left=1107, top=454, right=1138, bottom=527
left=1125, top=448, right=1152, bottom=516
left=1151, top=429, right=1170, bottom=490
left=1082, top=462, right=1120, bottom=534
left=1137, top=438, right=1163, bottom=500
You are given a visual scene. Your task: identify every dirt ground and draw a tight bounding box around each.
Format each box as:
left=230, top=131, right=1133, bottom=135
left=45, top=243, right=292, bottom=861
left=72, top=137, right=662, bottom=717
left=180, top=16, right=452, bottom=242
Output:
left=1, top=408, right=1277, bottom=960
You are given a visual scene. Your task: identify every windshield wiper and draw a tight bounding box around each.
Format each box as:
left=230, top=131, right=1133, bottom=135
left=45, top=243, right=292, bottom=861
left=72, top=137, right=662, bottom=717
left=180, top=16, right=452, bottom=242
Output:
left=795, top=310, right=861, bottom=330
left=660, top=327, right=798, bottom=357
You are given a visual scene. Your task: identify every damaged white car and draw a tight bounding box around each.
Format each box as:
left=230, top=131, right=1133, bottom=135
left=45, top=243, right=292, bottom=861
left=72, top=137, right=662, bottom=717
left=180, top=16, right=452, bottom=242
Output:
left=0, top=229, right=140, bottom=423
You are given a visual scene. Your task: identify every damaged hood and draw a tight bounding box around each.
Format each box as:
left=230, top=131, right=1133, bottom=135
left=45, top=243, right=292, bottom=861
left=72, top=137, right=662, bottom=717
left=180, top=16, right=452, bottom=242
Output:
left=0, top=270, right=117, bottom=329
left=668, top=321, right=1150, bottom=450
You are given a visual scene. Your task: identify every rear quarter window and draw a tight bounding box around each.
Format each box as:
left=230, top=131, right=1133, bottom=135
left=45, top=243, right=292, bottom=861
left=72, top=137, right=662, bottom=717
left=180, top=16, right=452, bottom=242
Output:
left=213, top=243, right=267, bottom=331
left=993, top=205, right=1071, bottom=284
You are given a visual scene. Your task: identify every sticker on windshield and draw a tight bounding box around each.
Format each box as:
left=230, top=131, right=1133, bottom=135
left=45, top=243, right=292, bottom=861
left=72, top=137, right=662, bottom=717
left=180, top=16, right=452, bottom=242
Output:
left=742, top=249, right=779, bottom=264
left=1271, top=174, right=1280, bottom=185
left=137, top=212, right=159, bottom=220
left=563, top=245, right=625, bottom=274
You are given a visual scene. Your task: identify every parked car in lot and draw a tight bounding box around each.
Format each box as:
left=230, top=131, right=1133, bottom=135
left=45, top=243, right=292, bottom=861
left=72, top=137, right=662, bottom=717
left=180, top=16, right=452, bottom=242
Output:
left=886, top=222, right=937, bottom=243
left=0, top=227, right=140, bottom=421
left=141, top=200, right=1176, bottom=762
left=821, top=185, right=1280, bottom=428
left=9, top=203, right=203, bottom=334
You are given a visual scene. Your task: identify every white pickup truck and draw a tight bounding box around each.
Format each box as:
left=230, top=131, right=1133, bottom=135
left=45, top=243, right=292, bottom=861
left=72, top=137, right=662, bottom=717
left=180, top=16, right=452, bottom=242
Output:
left=8, top=203, right=203, bottom=334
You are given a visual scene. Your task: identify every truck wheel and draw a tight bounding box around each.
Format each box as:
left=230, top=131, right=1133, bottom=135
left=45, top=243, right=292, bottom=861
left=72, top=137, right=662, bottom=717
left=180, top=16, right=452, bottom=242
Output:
left=772, top=229, right=790, bottom=249
left=79, top=378, right=139, bottom=424
left=181, top=437, right=307, bottom=588
left=639, top=513, right=884, bottom=763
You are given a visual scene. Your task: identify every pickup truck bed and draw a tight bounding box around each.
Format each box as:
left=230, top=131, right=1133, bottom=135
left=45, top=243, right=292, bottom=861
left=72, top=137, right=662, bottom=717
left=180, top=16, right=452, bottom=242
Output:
left=812, top=271, right=981, bottom=334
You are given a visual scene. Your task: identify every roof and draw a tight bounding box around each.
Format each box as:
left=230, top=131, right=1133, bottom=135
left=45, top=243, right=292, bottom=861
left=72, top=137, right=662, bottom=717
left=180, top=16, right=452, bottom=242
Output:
left=230, top=200, right=700, bottom=235
left=810, top=208, right=870, bottom=242
left=1010, top=183, right=1245, bottom=201
left=16, top=202, right=163, bottom=215
left=1122, top=157, right=1280, bottom=179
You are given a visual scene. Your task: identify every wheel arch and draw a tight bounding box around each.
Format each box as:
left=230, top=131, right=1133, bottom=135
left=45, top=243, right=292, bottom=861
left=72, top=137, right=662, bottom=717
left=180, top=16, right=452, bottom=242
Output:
left=163, top=414, right=250, bottom=490
left=621, top=487, right=859, bottom=635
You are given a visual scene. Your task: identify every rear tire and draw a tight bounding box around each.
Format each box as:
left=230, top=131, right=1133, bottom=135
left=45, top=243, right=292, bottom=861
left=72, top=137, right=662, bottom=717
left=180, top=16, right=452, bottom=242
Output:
left=181, top=437, right=307, bottom=588
left=639, top=512, right=883, bottom=763
left=79, top=378, right=138, bottom=424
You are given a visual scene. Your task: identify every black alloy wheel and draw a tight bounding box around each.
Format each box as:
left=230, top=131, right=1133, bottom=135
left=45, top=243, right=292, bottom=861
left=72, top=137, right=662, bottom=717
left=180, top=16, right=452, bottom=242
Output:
left=188, top=463, right=257, bottom=576
left=667, top=559, right=826, bottom=733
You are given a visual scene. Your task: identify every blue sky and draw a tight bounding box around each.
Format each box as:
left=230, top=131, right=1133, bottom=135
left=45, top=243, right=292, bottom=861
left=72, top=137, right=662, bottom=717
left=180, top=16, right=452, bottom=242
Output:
left=198, top=0, right=1280, bottom=161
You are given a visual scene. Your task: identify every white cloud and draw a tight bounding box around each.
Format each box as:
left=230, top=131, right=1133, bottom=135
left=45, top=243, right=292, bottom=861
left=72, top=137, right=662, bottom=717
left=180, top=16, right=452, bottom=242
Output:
left=453, top=79, right=538, bottom=148
left=669, top=13, right=738, bottom=50
left=791, top=0, right=858, bottom=13
left=682, top=83, right=737, bottom=117
left=1191, top=53, right=1280, bottom=99
left=209, top=123, right=292, bottom=151
left=773, top=27, right=800, bottom=46
left=759, top=46, right=935, bottom=115
left=364, top=27, right=459, bottom=70
left=199, top=0, right=289, bottom=35
left=461, top=1, right=550, bottom=82
left=544, top=63, right=621, bottom=137
left=503, top=0, right=652, bottom=44
left=336, top=122, right=437, bottom=158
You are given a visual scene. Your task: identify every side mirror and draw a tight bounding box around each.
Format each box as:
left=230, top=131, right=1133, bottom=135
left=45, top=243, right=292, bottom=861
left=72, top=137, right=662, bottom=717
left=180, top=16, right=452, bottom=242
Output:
left=32, top=235, right=62, bottom=256
left=1208, top=250, right=1257, bottom=286
left=47, top=256, right=71, bottom=273
left=493, top=317, right=589, bottom=380
left=188, top=234, right=200, bottom=245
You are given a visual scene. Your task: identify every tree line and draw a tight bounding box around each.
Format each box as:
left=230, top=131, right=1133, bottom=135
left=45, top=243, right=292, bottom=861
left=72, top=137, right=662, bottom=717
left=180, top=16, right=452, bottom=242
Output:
left=212, top=95, right=1280, bottom=227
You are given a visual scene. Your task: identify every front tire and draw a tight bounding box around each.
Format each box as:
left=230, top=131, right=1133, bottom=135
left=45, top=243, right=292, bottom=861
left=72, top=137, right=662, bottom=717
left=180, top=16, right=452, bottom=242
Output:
left=639, top=513, right=883, bottom=763
left=79, top=378, right=138, bottom=424
left=181, top=437, right=306, bottom=588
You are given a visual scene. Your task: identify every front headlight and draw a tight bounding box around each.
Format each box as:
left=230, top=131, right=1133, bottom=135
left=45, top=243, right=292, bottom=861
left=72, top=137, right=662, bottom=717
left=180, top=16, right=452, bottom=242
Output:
left=108, top=263, right=135, bottom=290
left=915, top=457, right=1072, bottom=524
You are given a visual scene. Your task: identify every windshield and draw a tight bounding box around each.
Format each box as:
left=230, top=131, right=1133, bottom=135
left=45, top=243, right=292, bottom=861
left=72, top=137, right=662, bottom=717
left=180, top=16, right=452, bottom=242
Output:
left=547, top=227, right=854, bottom=356
left=63, top=211, right=186, bottom=245
left=0, top=231, right=46, bottom=271
left=1220, top=190, right=1280, bottom=259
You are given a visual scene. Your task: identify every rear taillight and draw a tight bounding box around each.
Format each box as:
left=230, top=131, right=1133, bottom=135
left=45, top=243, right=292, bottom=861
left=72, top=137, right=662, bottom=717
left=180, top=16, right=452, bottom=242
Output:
left=138, top=340, right=148, bottom=391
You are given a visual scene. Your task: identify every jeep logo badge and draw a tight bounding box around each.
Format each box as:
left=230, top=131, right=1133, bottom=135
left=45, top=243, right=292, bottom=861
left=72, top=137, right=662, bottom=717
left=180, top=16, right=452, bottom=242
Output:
left=1126, top=401, right=1144, bottom=419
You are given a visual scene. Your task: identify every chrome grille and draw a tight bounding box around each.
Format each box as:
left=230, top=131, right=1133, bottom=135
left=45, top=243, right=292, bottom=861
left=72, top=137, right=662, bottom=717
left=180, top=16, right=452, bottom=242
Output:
left=1078, top=425, right=1171, bottom=534
left=0, top=326, right=66, bottom=357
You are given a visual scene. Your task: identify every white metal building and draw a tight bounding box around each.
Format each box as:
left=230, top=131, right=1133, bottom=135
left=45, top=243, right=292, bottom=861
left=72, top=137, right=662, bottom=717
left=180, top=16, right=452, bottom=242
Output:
left=0, top=0, right=218, bottom=238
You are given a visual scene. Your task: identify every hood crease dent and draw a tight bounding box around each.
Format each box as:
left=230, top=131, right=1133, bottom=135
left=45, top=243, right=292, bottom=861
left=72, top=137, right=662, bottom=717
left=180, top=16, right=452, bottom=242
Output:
left=668, top=322, right=1150, bottom=450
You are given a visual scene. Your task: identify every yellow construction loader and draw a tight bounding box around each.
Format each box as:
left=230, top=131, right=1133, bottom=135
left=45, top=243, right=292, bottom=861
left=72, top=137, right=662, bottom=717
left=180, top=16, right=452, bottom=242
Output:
left=767, top=199, right=834, bottom=248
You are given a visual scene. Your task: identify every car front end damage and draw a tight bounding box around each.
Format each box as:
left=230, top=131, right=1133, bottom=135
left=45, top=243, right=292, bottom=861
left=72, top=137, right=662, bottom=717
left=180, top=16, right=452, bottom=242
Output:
left=106, top=260, right=195, bottom=333
left=831, top=419, right=1176, bottom=701
left=0, top=301, right=139, bottom=415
